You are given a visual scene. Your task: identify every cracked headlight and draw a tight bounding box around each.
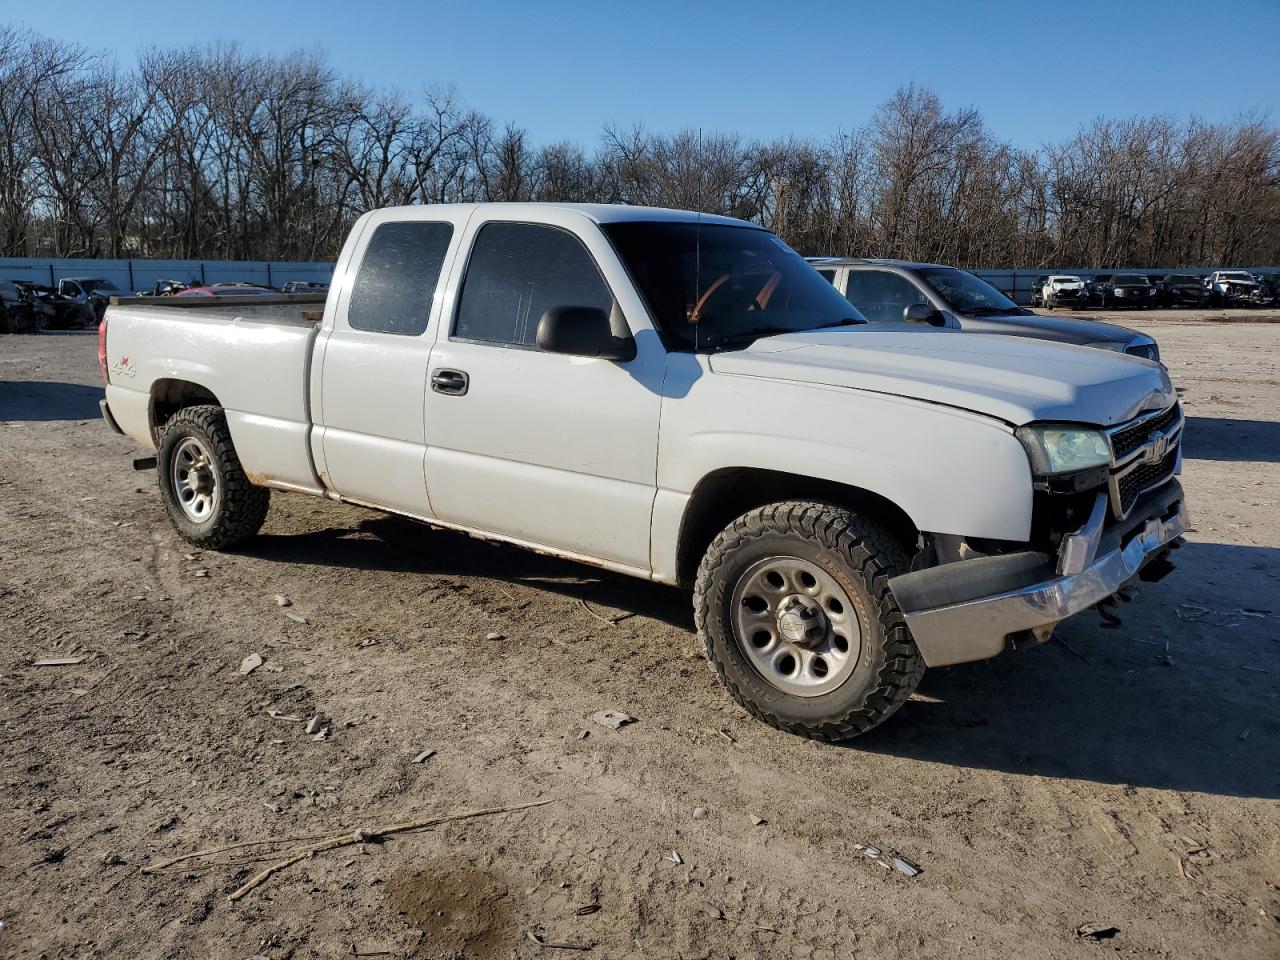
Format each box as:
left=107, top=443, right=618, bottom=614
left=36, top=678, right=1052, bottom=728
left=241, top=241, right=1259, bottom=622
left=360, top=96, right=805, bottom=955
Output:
left=1016, top=424, right=1112, bottom=476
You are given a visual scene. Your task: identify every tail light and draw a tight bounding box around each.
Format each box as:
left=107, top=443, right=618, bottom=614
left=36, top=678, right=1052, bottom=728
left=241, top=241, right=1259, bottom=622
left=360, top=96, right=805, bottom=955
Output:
left=98, top=317, right=109, bottom=383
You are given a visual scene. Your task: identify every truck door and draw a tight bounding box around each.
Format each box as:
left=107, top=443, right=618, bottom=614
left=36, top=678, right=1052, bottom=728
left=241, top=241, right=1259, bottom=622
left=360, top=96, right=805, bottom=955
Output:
left=314, top=211, right=467, bottom=517
left=422, top=215, right=664, bottom=574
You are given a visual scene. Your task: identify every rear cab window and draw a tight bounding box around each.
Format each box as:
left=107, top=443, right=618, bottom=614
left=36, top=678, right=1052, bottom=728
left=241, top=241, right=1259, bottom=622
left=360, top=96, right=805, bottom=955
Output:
left=347, top=221, right=454, bottom=335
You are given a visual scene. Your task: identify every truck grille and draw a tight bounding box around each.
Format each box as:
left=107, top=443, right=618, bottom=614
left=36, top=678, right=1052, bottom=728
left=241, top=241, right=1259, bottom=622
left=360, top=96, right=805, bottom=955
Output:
left=1105, top=402, right=1183, bottom=518
left=1109, top=404, right=1180, bottom=460
left=1115, top=447, right=1179, bottom=515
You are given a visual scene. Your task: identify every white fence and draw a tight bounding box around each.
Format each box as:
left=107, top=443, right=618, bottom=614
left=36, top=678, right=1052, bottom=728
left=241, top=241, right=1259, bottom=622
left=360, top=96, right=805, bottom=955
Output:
left=0, top=258, right=333, bottom=293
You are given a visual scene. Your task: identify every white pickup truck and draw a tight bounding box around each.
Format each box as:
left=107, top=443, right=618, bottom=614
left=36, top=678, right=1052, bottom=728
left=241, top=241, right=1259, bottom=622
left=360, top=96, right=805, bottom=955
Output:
left=99, top=203, right=1188, bottom=740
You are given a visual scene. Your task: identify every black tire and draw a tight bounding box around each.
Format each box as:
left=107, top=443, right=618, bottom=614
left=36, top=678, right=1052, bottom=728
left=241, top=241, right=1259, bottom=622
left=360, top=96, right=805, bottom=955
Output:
left=693, top=501, right=924, bottom=741
left=156, top=405, right=270, bottom=549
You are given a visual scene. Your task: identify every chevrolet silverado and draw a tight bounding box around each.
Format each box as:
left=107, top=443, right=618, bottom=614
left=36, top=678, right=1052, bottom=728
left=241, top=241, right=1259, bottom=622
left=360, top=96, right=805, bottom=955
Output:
left=98, top=203, right=1187, bottom=740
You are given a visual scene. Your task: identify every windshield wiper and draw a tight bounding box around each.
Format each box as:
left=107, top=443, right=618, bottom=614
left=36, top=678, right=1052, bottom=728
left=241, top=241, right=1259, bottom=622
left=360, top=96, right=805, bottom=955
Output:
left=967, top=305, right=1022, bottom=316
left=700, top=326, right=799, bottom=350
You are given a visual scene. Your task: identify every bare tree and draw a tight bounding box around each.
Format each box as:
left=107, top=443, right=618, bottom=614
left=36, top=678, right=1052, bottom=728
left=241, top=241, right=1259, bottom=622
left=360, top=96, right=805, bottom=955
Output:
left=1, top=34, right=1276, bottom=269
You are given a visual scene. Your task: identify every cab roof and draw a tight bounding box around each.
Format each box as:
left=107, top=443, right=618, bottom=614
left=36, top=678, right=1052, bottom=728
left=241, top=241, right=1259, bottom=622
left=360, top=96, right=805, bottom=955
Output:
left=370, top=202, right=758, bottom=229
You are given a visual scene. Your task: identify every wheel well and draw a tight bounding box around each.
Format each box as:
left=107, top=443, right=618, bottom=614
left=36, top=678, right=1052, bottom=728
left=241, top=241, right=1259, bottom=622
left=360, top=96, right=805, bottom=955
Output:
left=150, top=379, right=222, bottom=444
left=675, top=467, right=919, bottom=587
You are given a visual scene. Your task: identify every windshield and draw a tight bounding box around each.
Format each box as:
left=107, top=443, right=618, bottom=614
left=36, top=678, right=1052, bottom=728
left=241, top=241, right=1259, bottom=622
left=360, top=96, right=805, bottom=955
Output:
left=603, top=221, right=865, bottom=350
left=1115, top=275, right=1149, bottom=284
left=1220, top=272, right=1253, bottom=281
left=84, top=278, right=117, bottom=291
left=915, top=267, right=1020, bottom=315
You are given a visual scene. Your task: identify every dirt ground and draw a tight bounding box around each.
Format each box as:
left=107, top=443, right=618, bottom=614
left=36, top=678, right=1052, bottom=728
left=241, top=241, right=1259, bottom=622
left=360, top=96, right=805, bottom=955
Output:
left=1, top=320, right=1277, bottom=960
left=1031, top=305, right=1280, bottom=324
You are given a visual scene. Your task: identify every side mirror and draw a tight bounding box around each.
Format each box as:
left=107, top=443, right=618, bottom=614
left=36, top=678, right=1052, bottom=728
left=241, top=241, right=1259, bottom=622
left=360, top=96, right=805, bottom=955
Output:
left=903, top=303, right=945, bottom=327
left=537, top=306, right=636, bottom=361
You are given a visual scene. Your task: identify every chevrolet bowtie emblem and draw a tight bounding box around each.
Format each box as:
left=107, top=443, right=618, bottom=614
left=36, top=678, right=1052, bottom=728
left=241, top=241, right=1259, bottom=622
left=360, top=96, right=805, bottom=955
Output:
left=1143, top=430, right=1168, bottom=464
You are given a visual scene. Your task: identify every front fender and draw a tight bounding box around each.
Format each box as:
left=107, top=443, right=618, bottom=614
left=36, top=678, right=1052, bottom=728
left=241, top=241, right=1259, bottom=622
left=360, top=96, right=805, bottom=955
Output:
left=653, top=375, right=1034, bottom=579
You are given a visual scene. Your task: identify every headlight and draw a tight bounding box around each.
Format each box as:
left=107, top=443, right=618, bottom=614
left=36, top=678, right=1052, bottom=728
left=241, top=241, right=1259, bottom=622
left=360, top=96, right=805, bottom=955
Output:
left=1016, top=424, right=1112, bottom=475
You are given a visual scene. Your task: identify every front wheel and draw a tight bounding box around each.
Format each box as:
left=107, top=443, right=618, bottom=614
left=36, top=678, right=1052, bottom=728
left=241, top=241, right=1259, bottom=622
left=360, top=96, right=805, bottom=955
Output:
left=157, top=405, right=270, bottom=549
left=693, top=501, right=924, bottom=741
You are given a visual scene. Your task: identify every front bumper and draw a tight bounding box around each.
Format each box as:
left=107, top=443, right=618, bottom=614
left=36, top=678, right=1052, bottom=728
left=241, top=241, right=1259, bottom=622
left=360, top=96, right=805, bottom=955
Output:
left=889, top=482, right=1187, bottom=668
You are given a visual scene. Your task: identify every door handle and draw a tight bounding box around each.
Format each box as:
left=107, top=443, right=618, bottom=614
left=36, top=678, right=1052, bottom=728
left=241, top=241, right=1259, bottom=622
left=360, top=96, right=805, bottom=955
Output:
left=431, top=368, right=469, bottom=396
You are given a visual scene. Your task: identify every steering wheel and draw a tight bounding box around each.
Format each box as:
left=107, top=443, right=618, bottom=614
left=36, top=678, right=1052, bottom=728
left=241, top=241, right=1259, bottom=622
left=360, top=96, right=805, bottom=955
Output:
left=690, top=270, right=783, bottom=323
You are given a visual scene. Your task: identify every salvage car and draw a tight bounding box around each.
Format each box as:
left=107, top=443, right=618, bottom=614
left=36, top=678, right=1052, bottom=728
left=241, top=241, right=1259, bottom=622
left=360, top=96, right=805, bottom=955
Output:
left=809, top=258, right=1159, bottom=361
left=0, top=279, right=37, bottom=333
left=1253, top=272, right=1280, bottom=305
left=1087, top=274, right=1158, bottom=309
left=176, top=284, right=277, bottom=297
left=1153, top=273, right=1209, bottom=308
left=99, top=203, right=1187, bottom=740
left=1203, top=270, right=1262, bottom=306
left=58, top=276, right=121, bottom=321
left=1029, top=275, right=1050, bottom=307
left=281, top=280, right=330, bottom=293
left=9, top=280, right=95, bottom=329
left=136, top=279, right=192, bottom=297
left=1040, top=274, right=1087, bottom=309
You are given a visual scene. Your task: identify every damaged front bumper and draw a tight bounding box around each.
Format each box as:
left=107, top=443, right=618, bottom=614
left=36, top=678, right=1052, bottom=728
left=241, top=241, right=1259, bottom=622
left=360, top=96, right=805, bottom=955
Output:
left=889, top=482, right=1187, bottom=668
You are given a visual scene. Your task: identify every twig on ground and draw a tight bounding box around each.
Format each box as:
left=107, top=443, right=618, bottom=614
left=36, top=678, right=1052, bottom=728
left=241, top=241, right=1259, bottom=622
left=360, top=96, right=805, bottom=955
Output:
left=142, top=798, right=558, bottom=904
left=578, top=577, right=634, bottom=626
left=526, top=930, right=594, bottom=951
left=141, top=831, right=340, bottom=873
left=229, top=830, right=368, bottom=901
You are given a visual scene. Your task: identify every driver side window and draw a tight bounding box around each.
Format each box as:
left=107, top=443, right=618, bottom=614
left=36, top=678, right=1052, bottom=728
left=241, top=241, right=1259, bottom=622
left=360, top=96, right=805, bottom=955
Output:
left=843, top=270, right=927, bottom=324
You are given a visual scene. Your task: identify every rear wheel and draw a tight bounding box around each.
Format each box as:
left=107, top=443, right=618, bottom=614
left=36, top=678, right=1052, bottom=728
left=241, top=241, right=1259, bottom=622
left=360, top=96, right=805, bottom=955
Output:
left=157, top=405, right=269, bottom=548
left=693, top=501, right=924, bottom=741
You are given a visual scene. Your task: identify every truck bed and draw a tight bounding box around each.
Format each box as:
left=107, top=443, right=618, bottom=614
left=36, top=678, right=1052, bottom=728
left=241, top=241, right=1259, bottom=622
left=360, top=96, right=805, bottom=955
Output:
left=102, top=294, right=330, bottom=494
left=108, top=293, right=326, bottom=325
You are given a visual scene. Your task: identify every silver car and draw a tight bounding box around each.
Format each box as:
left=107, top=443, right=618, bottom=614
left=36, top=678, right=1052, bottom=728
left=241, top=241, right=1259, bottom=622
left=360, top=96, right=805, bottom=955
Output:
left=809, top=257, right=1160, bottom=362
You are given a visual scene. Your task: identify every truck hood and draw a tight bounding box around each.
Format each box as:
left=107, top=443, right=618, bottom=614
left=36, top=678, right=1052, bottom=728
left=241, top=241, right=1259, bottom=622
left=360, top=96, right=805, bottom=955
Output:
left=707, top=329, right=1174, bottom=427
left=959, top=311, right=1141, bottom=347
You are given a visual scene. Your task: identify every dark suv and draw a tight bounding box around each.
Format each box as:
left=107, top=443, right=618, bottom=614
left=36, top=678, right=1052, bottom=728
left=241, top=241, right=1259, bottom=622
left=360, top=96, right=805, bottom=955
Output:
left=808, top=258, right=1160, bottom=361
left=1153, top=273, right=1209, bottom=308
left=1087, top=274, right=1158, bottom=309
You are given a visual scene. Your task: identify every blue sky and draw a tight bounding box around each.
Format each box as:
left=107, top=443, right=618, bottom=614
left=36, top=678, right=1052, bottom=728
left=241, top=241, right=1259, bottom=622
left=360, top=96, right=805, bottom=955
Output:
left=12, top=0, right=1279, bottom=148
